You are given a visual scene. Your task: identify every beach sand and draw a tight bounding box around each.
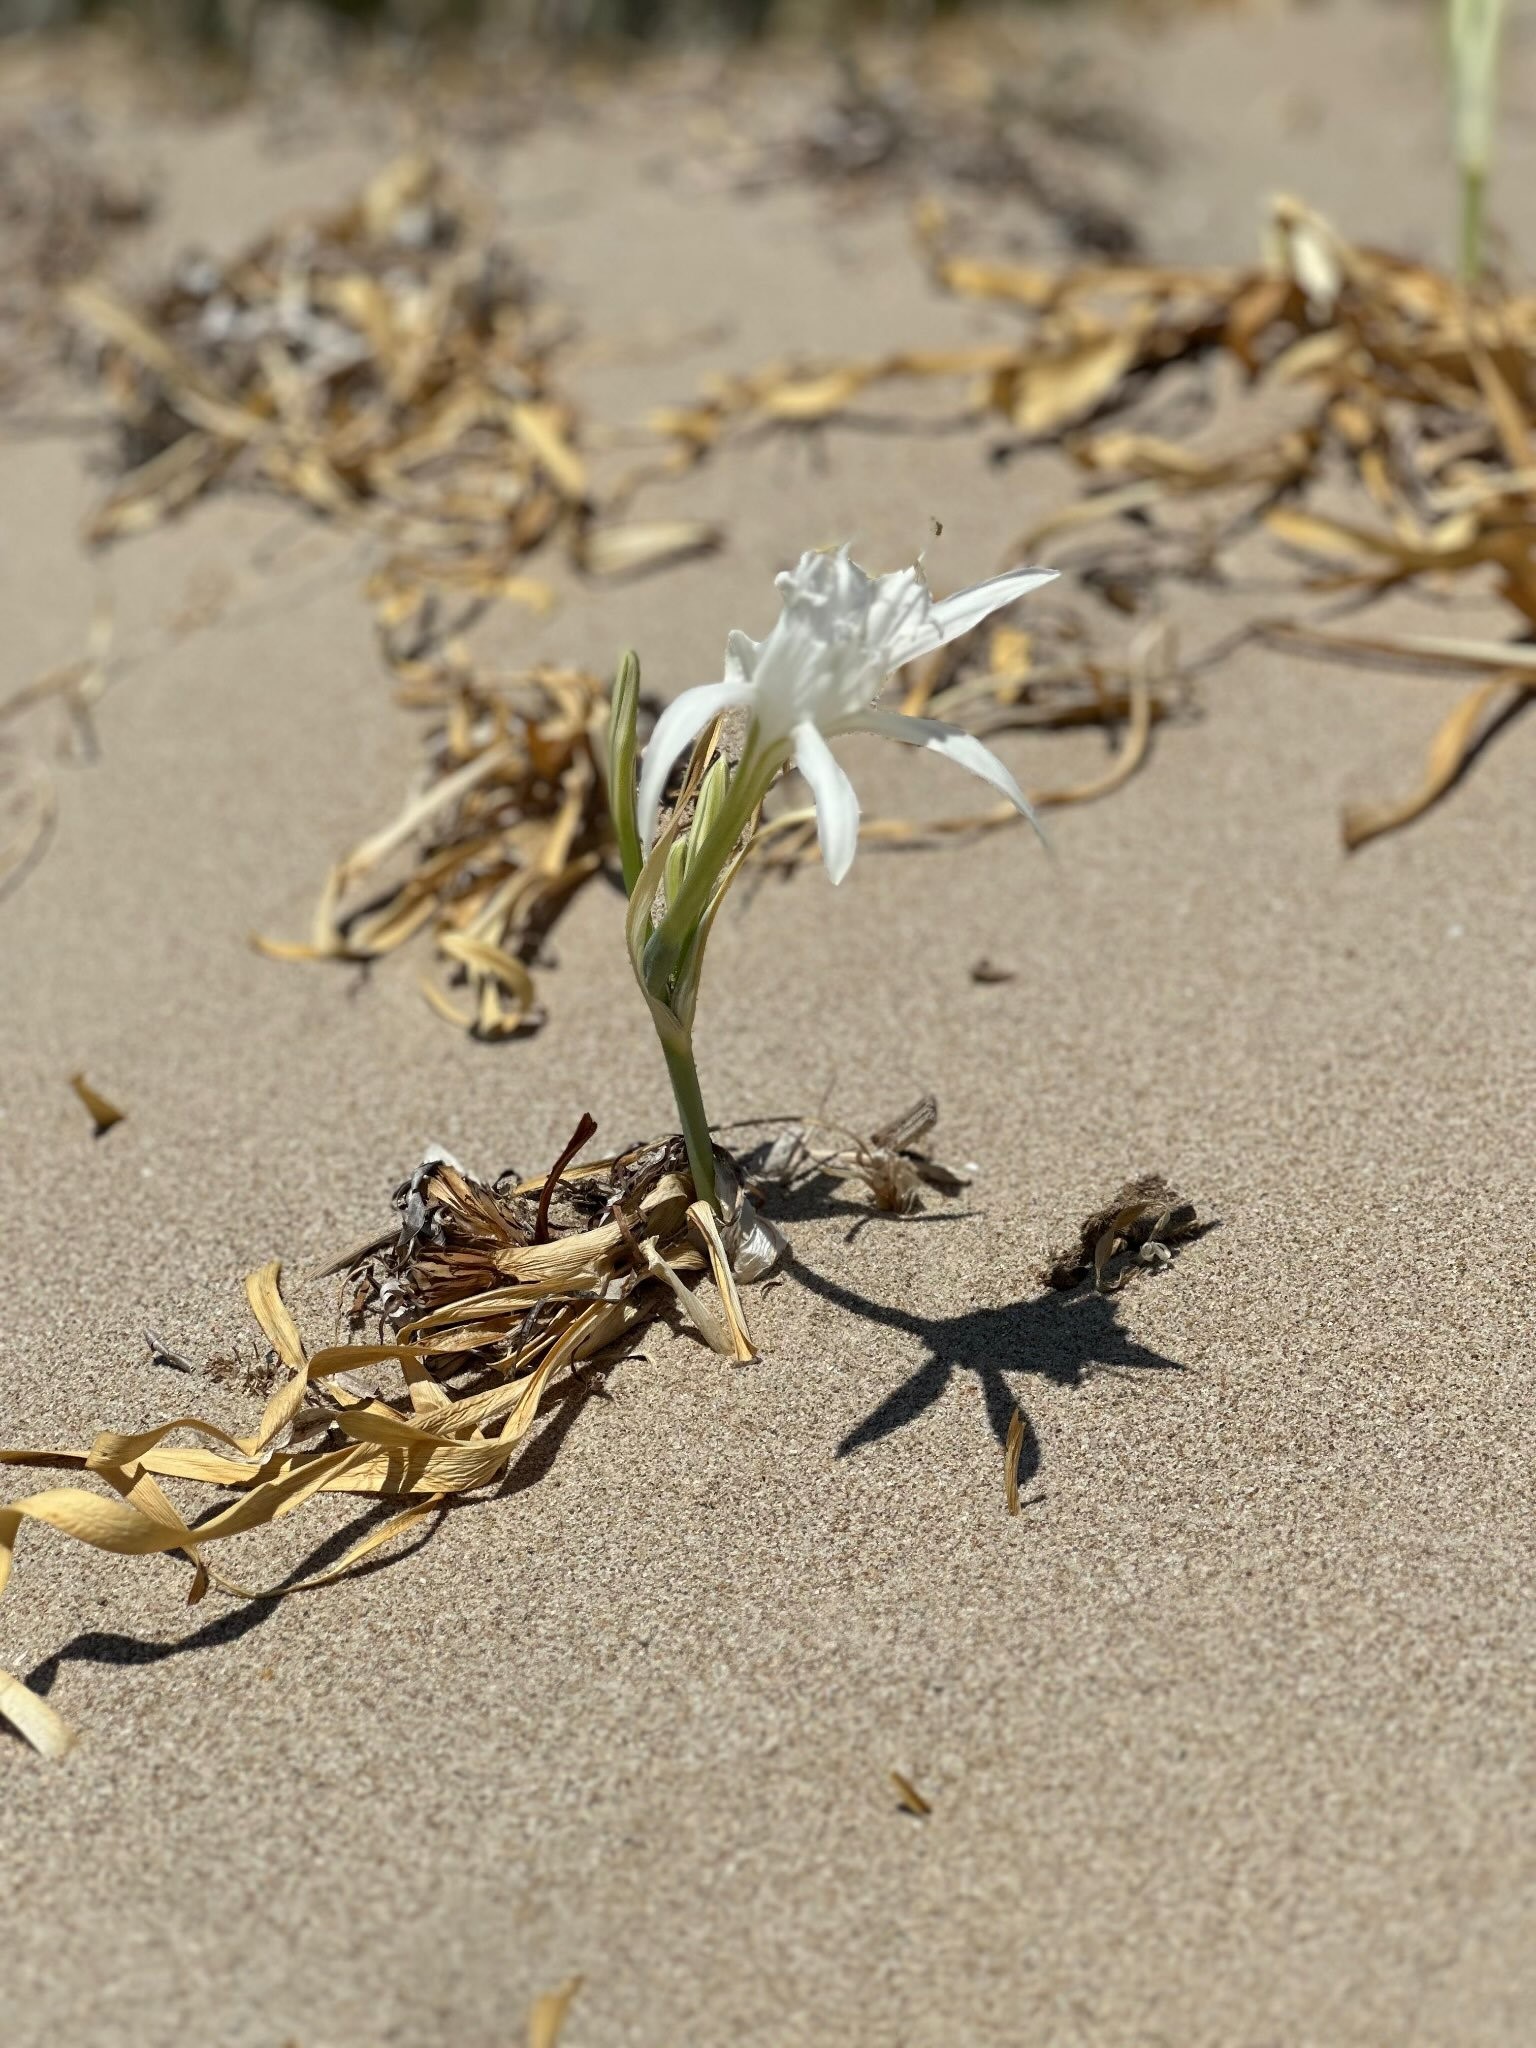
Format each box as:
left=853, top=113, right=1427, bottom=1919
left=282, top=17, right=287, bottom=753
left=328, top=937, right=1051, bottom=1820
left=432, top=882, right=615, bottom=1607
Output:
left=2, top=5, right=1533, bottom=2041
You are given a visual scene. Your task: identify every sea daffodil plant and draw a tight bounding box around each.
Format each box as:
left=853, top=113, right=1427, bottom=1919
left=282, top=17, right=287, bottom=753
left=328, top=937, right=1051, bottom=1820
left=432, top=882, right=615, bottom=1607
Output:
left=607, top=547, right=1056, bottom=1225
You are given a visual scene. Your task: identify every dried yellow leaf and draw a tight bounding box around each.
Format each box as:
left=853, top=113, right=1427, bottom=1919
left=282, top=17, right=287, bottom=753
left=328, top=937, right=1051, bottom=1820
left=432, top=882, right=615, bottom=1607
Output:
left=577, top=518, right=721, bottom=577
left=1004, top=1406, right=1026, bottom=1517
left=890, top=1770, right=932, bottom=1817
left=528, top=1977, right=582, bottom=2048
left=69, top=1073, right=124, bottom=1135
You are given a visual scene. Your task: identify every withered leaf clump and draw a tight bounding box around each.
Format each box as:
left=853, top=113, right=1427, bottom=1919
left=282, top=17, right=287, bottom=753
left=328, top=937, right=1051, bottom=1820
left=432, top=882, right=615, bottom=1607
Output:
left=758, top=1094, right=970, bottom=1216
left=0, top=1132, right=764, bottom=1758
left=255, top=655, right=624, bottom=1037
left=653, top=195, right=1536, bottom=848
left=67, top=152, right=717, bottom=600
left=1044, top=1174, right=1203, bottom=1295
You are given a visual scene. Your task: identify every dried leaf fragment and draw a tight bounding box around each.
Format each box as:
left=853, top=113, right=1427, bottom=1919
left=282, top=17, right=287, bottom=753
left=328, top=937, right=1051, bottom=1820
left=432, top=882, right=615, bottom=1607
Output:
left=576, top=517, right=721, bottom=578
left=1045, top=1176, right=1203, bottom=1293
left=529, top=1978, right=582, bottom=2048
left=1004, top=1406, right=1027, bottom=1516
left=69, top=1073, right=124, bottom=1135
left=890, top=1770, right=933, bottom=1817
left=1342, top=678, right=1534, bottom=849
left=0, top=1668, right=75, bottom=1761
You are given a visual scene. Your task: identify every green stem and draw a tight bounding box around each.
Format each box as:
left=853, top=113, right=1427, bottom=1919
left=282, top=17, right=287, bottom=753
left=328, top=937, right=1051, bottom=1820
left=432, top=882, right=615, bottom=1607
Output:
left=1460, top=164, right=1486, bottom=284
left=662, top=1033, right=717, bottom=1210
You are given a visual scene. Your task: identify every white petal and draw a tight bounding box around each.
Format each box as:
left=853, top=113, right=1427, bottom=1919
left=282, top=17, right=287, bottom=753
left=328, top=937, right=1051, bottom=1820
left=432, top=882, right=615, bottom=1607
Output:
left=793, top=719, right=861, bottom=885
left=636, top=679, right=751, bottom=850
left=887, top=565, right=1058, bottom=667
left=724, top=628, right=760, bottom=684
left=854, top=709, right=1044, bottom=839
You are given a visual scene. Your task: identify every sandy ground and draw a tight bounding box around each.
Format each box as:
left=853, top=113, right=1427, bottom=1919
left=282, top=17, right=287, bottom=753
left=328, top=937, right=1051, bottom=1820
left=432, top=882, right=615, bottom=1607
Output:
left=2, top=3, right=1534, bottom=2042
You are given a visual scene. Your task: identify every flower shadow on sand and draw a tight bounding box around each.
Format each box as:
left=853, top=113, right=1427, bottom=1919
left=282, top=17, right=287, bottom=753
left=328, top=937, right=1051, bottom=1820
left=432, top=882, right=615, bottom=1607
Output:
left=791, top=1256, right=1197, bottom=1492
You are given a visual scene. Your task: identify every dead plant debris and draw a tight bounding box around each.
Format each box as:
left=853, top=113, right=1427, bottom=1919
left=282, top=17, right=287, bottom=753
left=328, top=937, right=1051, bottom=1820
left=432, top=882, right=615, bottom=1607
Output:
left=67, top=151, right=716, bottom=600
left=1043, top=1175, right=1203, bottom=1295
left=68, top=1072, right=124, bottom=1135
left=254, top=653, right=630, bottom=1037
left=651, top=194, right=1536, bottom=848
left=890, top=1769, right=933, bottom=1817
left=757, top=1093, right=970, bottom=1216
left=686, top=46, right=1154, bottom=257
left=0, top=1129, right=768, bottom=1757
left=528, top=1978, right=582, bottom=2048
left=1004, top=1403, right=1030, bottom=1516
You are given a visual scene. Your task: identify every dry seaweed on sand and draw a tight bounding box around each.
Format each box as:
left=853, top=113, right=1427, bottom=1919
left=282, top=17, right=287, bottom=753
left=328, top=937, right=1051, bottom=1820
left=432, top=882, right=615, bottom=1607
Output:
left=0, top=1128, right=767, bottom=1757
left=756, top=1093, right=971, bottom=1216
left=1043, top=1174, right=1203, bottom=1294
left=948, top=197, right=1536, bottom=843
left=65, top=151, right=716, bottom=596
left=655, top=194, right=1536, bottom=846
left=67, top=153, right=567, bottom=559
left=254, top=650, right=628, bottom=1037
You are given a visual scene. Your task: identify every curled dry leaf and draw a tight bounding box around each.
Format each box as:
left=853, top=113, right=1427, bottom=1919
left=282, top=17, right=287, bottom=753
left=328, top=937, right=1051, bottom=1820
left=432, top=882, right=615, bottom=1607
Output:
left=0, top=1136, right=765, bottom=1755
left=1341, top=677, right=1534, bottom=849
left=68, top=1073, right=125, bottom=1135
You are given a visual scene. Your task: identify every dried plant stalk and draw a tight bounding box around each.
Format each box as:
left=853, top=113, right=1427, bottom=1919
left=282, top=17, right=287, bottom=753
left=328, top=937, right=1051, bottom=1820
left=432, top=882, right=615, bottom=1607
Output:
left=1004, top=1406, right=1026, bottom=1517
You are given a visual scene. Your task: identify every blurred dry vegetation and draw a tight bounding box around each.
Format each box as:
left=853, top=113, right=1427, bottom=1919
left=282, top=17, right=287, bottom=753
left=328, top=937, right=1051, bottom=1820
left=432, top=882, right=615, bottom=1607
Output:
left=0, top=0, right=1024, bottom=60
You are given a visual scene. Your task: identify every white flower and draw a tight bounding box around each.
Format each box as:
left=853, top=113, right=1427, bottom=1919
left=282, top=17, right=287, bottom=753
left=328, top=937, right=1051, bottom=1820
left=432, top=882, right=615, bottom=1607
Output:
left=636, top=548, right=1058, bottom=884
